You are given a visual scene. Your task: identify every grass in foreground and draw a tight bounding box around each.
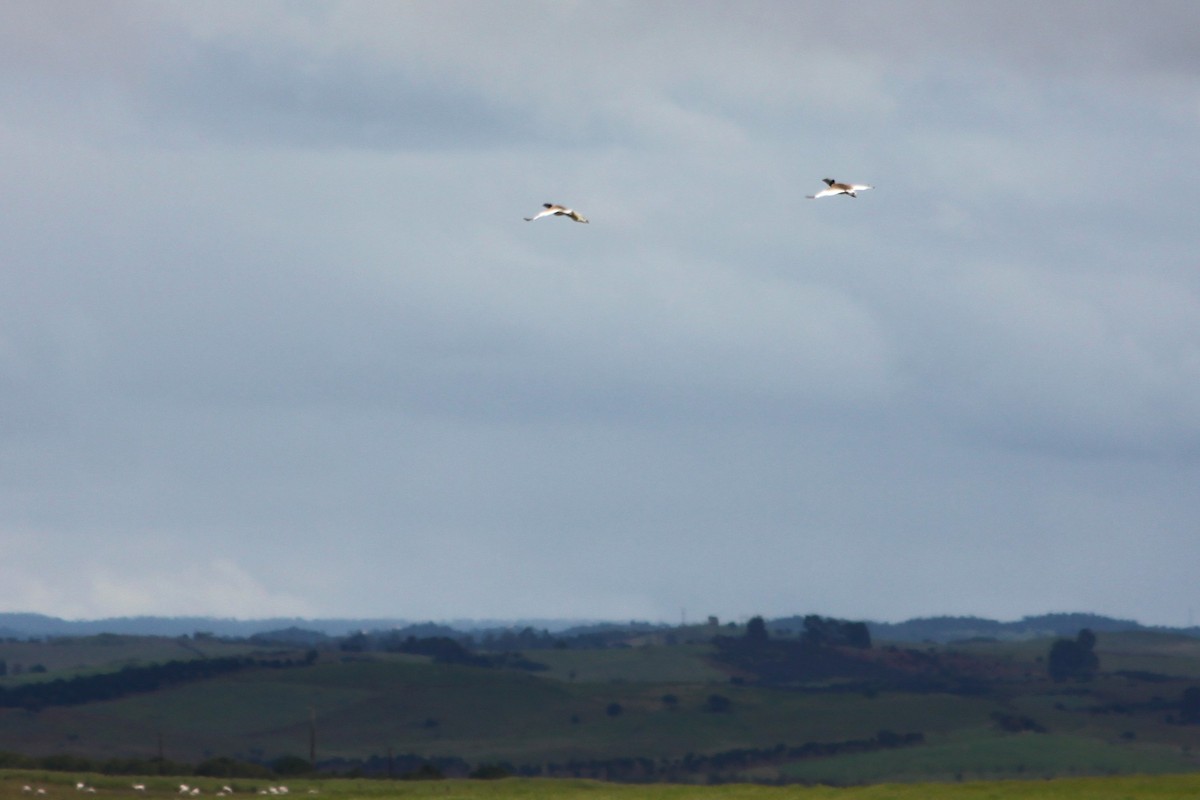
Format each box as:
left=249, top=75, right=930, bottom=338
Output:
left=6, top=774, right=1200, bottom=800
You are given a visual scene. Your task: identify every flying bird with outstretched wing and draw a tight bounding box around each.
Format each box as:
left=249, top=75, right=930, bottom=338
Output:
left=807, top=178, right=873, bottom=199
left=524, top=203, right=589, bottom=223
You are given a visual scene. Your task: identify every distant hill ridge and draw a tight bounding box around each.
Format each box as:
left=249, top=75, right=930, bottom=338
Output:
left=865, top=612, right=1200, bottom=643
left=1, top=610, right=1197, bottom=642
left=0, top=613, right=613, bottom=639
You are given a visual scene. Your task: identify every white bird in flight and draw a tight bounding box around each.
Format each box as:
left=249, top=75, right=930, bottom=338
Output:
left=807, top=178, right=873, bottom=199
left=524, top=203, right=589, bottom=223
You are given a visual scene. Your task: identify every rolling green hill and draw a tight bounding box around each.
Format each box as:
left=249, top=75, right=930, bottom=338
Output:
left=2, top=629, right=1200, bottom=784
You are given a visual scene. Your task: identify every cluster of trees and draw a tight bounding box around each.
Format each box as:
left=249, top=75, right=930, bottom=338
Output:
left=0, top=660, right=46, bottom=677
left=338, top=633, right=546, bottom=671
left=712, top=615, right=889, bottom=687
left=868, top=612, right=1146, bottom=644
left=532, top=730, right=925, bottom=781
left=796, top=615, right=871, bottom=648
left=0, top=751, right=253, bottom=778
left=604, top=694, right=730, bottom=716
left=991, top=711, right=1047, bottom=733
left=342, top=632, right=485, bottom=663
left=1175, top=686, right=1200, bottom=724
left=1, top=726, right=924, bottom=784
left=0, top=748, right=472, bottom=782
left=332, top=624, right=665, bottom=657
left=1047, top=628, right=1099, bottom=682
left=303, top=753, right=470, bottom=779
left=746, top=615, right=871, bottom=648
left=0, top=653, right=317, bottom=710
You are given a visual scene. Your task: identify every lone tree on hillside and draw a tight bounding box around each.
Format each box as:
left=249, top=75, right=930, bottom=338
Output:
left=745, top=616, right=769, bottom=643
left=802, top=615, right=872, bottom=649
left=1047, top=628, right=1099, bottom=682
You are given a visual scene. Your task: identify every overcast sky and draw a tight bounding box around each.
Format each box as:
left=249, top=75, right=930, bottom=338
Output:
left=2, top=1, right=1199, bottom=627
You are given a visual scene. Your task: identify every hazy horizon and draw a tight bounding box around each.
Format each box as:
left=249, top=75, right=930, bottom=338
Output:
left=0, top=608, right=1179, bottom=632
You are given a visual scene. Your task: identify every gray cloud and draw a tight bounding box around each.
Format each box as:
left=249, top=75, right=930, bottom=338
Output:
left=142, top=41, right=540, bottom=150
left=1, top=2, right=1199, bottom=626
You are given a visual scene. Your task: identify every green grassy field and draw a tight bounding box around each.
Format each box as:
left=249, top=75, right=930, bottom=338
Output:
left=0, top=638, right=263, bottom=684
left=3, top=632, right=1200, bottom=782
left=0, top=657, right=998, bottom=766
left=529, top=644, right=725, bottom=683
left=950, top=631, right=1200, bottom=679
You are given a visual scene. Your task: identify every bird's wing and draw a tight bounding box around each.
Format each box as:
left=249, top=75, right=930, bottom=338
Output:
left=524, top=208, right=555, bottom=221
